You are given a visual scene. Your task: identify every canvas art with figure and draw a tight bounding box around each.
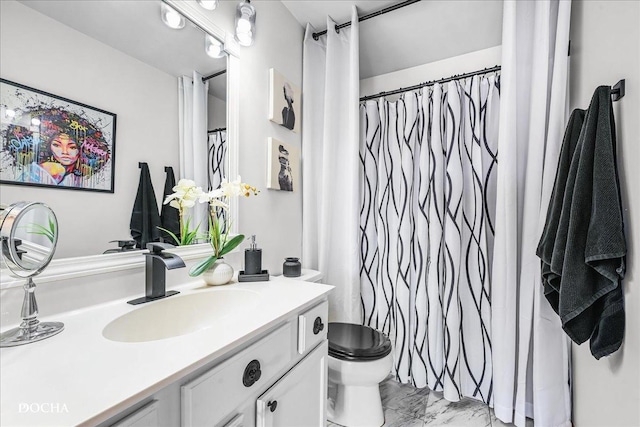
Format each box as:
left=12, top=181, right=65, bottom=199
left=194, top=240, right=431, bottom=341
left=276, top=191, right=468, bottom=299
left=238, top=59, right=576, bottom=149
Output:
left=267, top=137, right=299, bottom=192
left=0, top=79, right=116, bottom=192
left=269, top=68, right=301, bottom=134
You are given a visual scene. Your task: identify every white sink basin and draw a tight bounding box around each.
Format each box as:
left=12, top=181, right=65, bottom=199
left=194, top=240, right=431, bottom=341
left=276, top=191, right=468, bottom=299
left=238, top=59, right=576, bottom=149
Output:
left=102, top=289, right=260, bottom=343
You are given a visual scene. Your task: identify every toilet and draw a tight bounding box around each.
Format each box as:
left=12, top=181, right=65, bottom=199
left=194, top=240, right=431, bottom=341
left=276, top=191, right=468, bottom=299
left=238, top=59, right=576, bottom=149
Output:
left=327, top=322, right=393, bottom=427
left=278, top=269, right=393, bottom=427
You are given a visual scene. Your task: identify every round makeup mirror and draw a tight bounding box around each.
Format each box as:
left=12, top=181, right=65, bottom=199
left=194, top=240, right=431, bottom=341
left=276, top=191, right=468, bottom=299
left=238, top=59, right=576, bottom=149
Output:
left=0, top=201, right=63, bottom=347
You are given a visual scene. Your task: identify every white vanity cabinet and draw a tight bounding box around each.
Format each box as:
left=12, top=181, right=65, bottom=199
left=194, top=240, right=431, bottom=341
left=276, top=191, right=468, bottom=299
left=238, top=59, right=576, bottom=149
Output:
left=104, top=299, right=329, bottom=427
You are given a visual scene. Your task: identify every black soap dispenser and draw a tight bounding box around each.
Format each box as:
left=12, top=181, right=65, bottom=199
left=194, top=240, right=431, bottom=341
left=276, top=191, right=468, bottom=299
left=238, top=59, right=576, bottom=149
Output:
left=244, top=235, right=262, bottom=275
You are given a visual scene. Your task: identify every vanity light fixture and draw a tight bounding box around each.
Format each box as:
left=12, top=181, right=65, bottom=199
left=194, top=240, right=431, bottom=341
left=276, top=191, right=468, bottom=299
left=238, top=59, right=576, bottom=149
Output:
left=205, top=34, right=225, bottom=58
left=161, top=3, right=185, bottom=30
left=235, top=0, right=256, bottom=47
left=197, top=0, right=219, bottom=10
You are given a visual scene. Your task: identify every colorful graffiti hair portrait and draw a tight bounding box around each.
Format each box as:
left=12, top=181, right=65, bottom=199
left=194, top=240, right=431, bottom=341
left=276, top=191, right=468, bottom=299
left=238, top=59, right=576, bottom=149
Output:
left=1, top=79, right=116, bottom=192
left=4, top=108, right=111, bottom=187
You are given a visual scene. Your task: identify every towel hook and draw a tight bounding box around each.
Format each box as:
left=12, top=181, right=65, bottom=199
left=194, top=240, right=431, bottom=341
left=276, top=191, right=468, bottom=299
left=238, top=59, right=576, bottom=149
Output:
left=611, top=80, right=625, bottom=101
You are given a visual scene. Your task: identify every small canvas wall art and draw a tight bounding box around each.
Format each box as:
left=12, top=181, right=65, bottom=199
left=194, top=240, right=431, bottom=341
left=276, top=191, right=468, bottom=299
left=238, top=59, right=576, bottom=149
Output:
left=267, top=138, right=299, bottom=192
left=0, top=79, right=116, bottom=193
left=269, top=68, right=301, bottom=134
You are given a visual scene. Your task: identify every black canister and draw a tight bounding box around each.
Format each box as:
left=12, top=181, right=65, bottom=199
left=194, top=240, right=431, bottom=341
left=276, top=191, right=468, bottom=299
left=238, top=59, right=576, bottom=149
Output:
left=283, top=257, right=301, bottom=277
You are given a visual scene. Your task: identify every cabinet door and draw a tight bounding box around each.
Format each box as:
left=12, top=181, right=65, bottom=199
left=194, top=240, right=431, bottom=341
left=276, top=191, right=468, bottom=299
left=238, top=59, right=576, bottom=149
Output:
left=111, top=401, right=159, bottom=427
left=256, top=341, right=327, bottom=427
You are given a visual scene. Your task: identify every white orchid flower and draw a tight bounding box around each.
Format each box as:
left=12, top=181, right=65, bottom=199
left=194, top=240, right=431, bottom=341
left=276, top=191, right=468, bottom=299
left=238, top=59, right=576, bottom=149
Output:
left=199, top=188, right=224, bottom=203
left=173, top=179, right=196, bottom=192
left=163, top=179, right=203, bottom=209
left=221, top=176, right=243, bottom=198
left=209, top=198, right=229, bottom=209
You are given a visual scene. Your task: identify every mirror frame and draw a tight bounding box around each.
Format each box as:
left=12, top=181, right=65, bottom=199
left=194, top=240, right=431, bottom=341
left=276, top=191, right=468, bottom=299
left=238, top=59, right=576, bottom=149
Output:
left=0, top=1, right=241, bottom=290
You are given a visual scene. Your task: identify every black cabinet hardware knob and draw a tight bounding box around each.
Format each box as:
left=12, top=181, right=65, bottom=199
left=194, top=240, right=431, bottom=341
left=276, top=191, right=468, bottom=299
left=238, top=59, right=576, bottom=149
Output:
left=313, top=317, right=324, bottom=335
left=267, top=400, right=278, bottom=412
left=242, top=359, right=262, bottom=387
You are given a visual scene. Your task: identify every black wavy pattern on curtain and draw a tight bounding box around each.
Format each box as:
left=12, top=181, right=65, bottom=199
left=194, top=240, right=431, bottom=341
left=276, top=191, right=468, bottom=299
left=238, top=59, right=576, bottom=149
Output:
left=359, top=74, right=500, bottom=404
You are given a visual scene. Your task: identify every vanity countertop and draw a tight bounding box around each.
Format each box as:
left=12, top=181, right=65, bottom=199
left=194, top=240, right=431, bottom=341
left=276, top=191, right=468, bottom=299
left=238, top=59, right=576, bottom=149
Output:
left=0, top=279, right=333, bottom=426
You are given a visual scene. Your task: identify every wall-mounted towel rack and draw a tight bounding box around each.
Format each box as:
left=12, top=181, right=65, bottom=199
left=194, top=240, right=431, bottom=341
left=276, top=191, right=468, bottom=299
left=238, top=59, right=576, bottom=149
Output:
left=611, top=80, right=625, bottom=101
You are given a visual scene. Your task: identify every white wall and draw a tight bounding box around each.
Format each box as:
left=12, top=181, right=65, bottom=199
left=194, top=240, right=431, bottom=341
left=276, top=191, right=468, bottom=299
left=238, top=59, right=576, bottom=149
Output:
left=207, top=94, right=227, bottom=131
left=360, top=46, right=502, bottom=98
left=203, top=1, right=304, bottom=274
left=569, top=1, right=640, bottom=425
left=0, top=1, right=180, bottom=259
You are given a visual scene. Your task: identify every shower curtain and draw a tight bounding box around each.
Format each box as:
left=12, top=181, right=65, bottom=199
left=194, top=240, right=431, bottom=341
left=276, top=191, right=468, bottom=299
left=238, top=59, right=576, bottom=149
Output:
left=207, top=129, right=227, bottom=191
left=360, top=74, right=500, bottom=403
left=491, top=1, right=572, bottom=426
left=302, top=7, right=361, bottom=322
left=178, top=72, right=208, bottom=231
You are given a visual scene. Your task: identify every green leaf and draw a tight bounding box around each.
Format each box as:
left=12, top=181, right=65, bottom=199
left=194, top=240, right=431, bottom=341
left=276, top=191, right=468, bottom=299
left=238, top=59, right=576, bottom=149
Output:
left=189, top=255, right=218, bottom=277
left=24, top=223, right=56, bottom=243
left=157, top=226, right=180, bottom=246
left=219, top=234, right=245, bottom=257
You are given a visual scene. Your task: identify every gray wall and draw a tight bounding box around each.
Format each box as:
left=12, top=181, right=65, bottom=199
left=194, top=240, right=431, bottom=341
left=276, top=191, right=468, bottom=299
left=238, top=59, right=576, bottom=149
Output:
left=569, top=1, right=640, bottom=425
left=204, top=1, right=304, bottom=275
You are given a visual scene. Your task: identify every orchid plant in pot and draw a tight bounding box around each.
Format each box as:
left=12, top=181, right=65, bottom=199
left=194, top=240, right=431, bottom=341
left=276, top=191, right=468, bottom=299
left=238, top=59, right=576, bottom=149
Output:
left=189, top=177, right=258, bottom=285
left=160, top=179, right=204, bottom=246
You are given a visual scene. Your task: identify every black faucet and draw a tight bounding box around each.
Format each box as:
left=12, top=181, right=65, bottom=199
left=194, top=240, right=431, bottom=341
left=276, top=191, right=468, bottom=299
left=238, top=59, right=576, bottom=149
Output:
left=127, top=243, right=186, bottom=305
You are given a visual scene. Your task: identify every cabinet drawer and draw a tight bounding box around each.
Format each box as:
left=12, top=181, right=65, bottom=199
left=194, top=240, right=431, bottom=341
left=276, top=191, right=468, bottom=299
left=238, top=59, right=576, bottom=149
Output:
left=297, top=301, right=328, bottom=354
left=181, top=323, right=293, bottom=427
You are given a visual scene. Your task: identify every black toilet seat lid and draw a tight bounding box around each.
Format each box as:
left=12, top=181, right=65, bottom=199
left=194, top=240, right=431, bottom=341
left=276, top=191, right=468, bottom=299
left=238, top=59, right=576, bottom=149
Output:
left=328, top=323, right=392, bottom=361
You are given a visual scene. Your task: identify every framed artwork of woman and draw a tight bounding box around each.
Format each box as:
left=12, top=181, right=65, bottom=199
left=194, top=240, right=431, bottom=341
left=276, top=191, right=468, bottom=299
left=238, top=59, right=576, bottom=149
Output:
left=0, top=79, right=116, bottom=193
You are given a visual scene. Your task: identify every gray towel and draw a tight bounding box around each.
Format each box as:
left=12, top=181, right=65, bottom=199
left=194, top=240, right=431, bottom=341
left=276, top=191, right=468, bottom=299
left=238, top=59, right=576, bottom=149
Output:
left=537, top=86, right=626, bottom=359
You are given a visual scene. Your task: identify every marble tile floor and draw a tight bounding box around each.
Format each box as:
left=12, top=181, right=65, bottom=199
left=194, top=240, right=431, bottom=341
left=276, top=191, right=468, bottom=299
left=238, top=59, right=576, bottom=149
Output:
left=328, top=377, right=534, bottom=427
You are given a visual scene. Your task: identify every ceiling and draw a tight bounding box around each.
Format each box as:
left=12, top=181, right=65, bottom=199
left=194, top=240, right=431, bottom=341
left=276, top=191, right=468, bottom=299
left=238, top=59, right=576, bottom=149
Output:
left=17, top=1, right=503, bottom=90
left=281, top=0, right=504, bottom=79
left=17, top=1, right=227, bottom=99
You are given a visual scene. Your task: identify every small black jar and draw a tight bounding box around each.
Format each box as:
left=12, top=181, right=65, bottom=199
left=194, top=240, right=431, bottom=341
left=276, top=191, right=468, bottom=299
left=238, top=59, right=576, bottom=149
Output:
left=283, top=257, right=302, bottom=277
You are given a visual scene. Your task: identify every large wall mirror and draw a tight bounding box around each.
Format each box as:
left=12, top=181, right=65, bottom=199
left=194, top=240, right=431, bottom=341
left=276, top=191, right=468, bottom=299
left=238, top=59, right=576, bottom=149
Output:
left=0, top=0, right=238, bottom=262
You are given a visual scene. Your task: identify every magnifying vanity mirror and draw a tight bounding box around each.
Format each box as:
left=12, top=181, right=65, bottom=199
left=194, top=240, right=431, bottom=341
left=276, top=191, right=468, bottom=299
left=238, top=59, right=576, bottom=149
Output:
left=0, top=201, right=64, bottom=347
left=0, top=0, right=239, bottom=262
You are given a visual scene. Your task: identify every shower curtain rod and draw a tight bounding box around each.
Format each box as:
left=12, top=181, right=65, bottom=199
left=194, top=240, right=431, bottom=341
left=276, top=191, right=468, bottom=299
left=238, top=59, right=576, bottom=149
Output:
left=208, top=127, right=226, bottom=134
left=312, top=0, right=421, bottom=40
left=360, top=65, right=502, bottom=102
left=202, top=69, right=226, bottom=82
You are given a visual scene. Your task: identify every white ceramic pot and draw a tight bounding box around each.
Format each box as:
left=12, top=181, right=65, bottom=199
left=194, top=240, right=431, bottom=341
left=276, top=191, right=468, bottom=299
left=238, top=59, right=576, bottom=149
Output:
left=202, top=258, right=234, bottom=286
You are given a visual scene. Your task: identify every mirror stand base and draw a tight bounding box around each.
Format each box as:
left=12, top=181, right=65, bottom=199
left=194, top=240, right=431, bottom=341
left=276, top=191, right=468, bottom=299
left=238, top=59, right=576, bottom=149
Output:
left=127, top=290, right=180, bottom=306
left=0, top=321, right=64, bottom=348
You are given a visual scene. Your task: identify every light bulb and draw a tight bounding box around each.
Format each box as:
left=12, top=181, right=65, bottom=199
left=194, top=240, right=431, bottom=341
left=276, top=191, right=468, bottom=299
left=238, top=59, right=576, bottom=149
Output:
left=237, top=17, right=251, bottom=32
left=161, top=3, right=185, bottom=29
left=5, top=109, right=16, bottom=119
left=31, top=118, right=41, bottom=126
left=197, top=0, right=219, bottom=10
left=235, top=0, right=256, bottom=47
left=235, top=31, right=252, bottom=46
left=205, top=34, right=225, bottom=58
